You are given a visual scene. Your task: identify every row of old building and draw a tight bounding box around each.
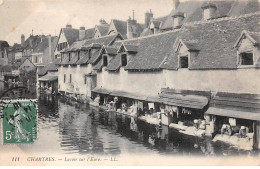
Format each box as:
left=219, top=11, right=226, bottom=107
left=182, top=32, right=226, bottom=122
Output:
left=2, top=0, right=260, bottom=150
left=36, top=0, right=260, bottom=150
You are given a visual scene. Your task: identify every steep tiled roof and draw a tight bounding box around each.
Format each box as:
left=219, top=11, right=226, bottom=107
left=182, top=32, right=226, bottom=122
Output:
left=12, top=57, right=34, bottom=69
left=68, top=53, right=80, bottom=65
left=0, top=41, right=9, bottom=50
left=22, top=35, right=41, bottom=51
left=162, top=13, right=260, bottom=70
left=104, top=46, right=118, bottom=55
left=33, top=36, right=58, bottom=53
left=59, top=54, right=70, bottom=65
left=76, top=51, right=90, bottom=65
left=160, top=1, right=205, bottom=30
left=229, top=0, right=260, bottom=17
left=84, top=33, right=123, bottom=64
left=38, top=63, right=58, bottom=76
left=88, top=49, right=102, bottom=64
left=151, top=19, right=162, bottom=28
left=10, top=43, right=22, bottom=52
left=140, top=28, right=154, bottom=37
left=248, top=31, right=260, bottom=44
left=62, top=28, right=79, bottom=46
left=158, top=0, right=260, bottom=31
left=131, top=23, right=145, bottom=37
left=93, top=60, right=103, bottom=71
left=123, top=30, right=179, bottom=70
left=96, top=25, right=110, bottom=36
left=45, top=62, right=58, bottom=71
left=106, top=54, right=121, bottom=71
left=123, top=44, right=138, bottom=52
left=54, top=58, right=61, bottom=65
left=112, top=19, right=127, bottom=37
left=84, top=28, right=95, bottom=40
left=66, top=40, right=87, bottom=52
left=68, top=33, right=121, bottom=66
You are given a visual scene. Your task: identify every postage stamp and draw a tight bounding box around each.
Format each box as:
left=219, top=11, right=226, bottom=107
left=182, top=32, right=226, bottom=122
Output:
left=1, top=99, right=38, bottom=144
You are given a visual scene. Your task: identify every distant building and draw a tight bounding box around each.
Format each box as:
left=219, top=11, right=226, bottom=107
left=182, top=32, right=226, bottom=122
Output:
left=8, top=34, right=42, bottom=62
left=12, top=57, right=36, bottom=72
left=140, top=0, right=260, bottom=36
left=31, top=35, right=58, bottom=66
left=0, top=41, right=9, bottom=66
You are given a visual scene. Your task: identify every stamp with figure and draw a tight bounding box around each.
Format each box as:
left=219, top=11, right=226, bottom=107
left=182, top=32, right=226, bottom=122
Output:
left=1, top=99, right=38, bottom=144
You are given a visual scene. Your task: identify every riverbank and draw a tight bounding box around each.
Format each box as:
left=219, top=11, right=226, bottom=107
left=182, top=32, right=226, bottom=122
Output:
left=49, top=92, right=259, bottom=152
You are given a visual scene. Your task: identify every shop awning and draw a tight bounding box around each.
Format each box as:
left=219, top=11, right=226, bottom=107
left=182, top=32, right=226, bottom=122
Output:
left=110, top=90, right=147, bottom=101
left=146, top=96, right=162, bottom=103
left=38, top=75, right=58, bottom=82
left=160, top=94, right=209, bottom=109
left=159, top=88, right=210, bottom=109
left=206, top=107, right=260, bottom=121
left=92, top=88, right=111, bottom=95
left=205, top=91, right=260, bottom=120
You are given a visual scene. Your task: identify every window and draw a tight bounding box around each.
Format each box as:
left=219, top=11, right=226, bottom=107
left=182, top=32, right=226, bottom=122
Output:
left=35, top=56, right=38, bottom=63
left=77, top=51, right=80, bottom=60
left=2, top=52, right=4, bottom=58
left=69, top=74, right=72, bottom=83
left=68, top=53, right=71, bottom=62
left=240, top=52, right=253, bottom=65
left=89, top=50, right=92, bottom=59
left=103, top=55, right=108, bottom=66
left=179, top=56, right=189, bottom=68
left=84, top=76, right=87, bottom=84
left=64, top=74, right=66, bottom=83
left=121, top=54, right=127, bottom=66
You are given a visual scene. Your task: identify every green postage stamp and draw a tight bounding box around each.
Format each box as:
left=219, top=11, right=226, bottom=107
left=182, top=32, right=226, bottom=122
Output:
left=1, top=99, right=38, bottom=144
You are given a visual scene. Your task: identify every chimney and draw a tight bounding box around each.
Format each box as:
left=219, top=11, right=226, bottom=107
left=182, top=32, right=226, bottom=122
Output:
left=21, top=34, right=25, bottom=45
left=79, top=26, right=85, bottom=41
left=145, top=9, right=153, bottom=28
left=201, top=2, right=217, bottom=20
left=66, top=24, right=72, bottom=28
left=127, top=17, right=137, bottom=39
left=29, top=38, right=33, bottom=48
left=48, top=35, right=53, bottom=62
left=171, top=12, right=185, bottom=29
left=40, top=34, right=44, bottom=42
left=173, top=0, right=180, bottom=10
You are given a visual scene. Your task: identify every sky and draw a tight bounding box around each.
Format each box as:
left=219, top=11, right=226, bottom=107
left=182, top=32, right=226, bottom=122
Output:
left=0, top=0, right=174, bottom=45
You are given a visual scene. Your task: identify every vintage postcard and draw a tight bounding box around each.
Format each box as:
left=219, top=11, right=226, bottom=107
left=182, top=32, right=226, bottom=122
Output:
left=0, top=0, right=260, bottom=166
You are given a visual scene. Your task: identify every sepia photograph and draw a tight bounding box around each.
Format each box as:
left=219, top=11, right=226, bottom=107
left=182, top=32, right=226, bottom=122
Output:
left=0, top=0, right=260, bottom=166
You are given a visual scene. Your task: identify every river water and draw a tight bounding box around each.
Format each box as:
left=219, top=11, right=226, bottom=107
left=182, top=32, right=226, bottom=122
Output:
left=12, top=94, right=256, bottom=157
left=0, top=81, right=258, bottom=157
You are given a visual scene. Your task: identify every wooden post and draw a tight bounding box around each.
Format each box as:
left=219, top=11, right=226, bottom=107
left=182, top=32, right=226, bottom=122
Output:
left=253, top=121, right=260, bottom=150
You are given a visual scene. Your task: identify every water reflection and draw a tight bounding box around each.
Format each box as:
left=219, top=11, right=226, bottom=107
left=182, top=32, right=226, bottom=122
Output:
left=31, top=96, right=260, bottom=156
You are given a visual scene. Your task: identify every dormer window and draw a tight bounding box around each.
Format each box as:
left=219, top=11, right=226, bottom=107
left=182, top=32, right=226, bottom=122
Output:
left=103, top=55, right=108, bottom=66
left=179, top=55, right=189, bottom=68
left=174, top=39, right=199, bottom=69
left=234, top=30, right=260, bottom=67
left=239, top=52, right=253, bottom=65
left=121, top=54, right=127, bottom=66
left=171, top=12, right=185, bottom=29
left=201, top=2, right=217, bottom=20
